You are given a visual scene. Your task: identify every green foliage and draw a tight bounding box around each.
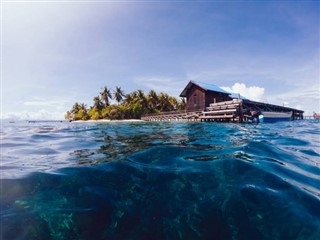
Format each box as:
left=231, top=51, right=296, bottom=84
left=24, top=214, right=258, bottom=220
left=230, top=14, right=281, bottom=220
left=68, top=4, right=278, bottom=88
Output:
left=132, top=102, right=144, bottom=119
left=119, top=104, right=132, bottom=119
left=75, top=109, right=89, bottom=121
left=88, top=107, right=101, bottom=120
left=102, top=105, right=123, bottom=120
left=67, top=103, right=89, bottom=120
left=178, top=97, right=186, bottom=110
left=147, top=90, right=158, bottom=111
left=65, top=111, right=71, bottom=120
left=93, top=96, right=104, bottom=110
left=66, top=86, right=186, bottom=121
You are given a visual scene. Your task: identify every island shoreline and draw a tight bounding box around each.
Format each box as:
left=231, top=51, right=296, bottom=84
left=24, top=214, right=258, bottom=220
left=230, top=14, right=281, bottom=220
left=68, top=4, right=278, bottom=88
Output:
left=71, top=119, right=145, bottom=123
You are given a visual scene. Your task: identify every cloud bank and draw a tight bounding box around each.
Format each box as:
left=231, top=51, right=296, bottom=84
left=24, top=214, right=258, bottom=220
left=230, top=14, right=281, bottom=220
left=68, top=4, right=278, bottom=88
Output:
left=2, top=110, right=65, bottom=121
left=221, top=83, right=265, bottom=102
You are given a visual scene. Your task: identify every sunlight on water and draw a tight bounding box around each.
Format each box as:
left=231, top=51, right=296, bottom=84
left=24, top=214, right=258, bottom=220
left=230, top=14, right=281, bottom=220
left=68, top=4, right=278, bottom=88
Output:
left=1, top=120, right=320, bottom=239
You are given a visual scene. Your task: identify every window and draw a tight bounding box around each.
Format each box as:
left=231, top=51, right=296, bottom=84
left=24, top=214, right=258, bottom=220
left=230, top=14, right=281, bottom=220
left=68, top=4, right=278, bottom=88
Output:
left=194, top=94, right=197, bottom=105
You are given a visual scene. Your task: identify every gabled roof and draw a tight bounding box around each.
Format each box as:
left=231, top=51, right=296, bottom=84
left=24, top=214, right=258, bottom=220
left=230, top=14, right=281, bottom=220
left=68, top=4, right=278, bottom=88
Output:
left=179, top=80, right=230, bottom=97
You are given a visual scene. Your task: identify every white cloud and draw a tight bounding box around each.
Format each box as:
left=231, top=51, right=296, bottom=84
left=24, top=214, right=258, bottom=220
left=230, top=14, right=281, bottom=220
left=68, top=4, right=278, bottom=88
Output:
left=219, top=82, right=320, bottom=115
left=2, top=94, right=75, bottom=120
left=221, top=83, right=265, bottom=102
left=23, top=100, right=64, bottom=108
left=268, top=84, right=320, bottom=116
left=2, top=109, right=65, bottom=120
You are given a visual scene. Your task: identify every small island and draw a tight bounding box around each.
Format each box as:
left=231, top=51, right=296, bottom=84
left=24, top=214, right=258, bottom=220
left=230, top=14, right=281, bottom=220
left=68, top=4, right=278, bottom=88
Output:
left=65, top=86, right=186, bottom=121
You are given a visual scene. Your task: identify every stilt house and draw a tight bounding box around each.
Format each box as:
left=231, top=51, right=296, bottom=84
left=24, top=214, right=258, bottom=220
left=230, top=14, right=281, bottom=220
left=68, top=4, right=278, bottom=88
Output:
left=179, top=80, right=304, bottom=120
left=179, top=81, right=239, bottom=112
left=142, top=80, right=304, bottom=122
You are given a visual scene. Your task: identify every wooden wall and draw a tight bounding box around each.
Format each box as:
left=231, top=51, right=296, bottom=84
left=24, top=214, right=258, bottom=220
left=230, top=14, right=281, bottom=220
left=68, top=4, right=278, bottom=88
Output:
left=185, top=84, right=231, bottom=112
left=186, top=84, right=206, bottom=112
left=205, top=92, right=231, bottom=107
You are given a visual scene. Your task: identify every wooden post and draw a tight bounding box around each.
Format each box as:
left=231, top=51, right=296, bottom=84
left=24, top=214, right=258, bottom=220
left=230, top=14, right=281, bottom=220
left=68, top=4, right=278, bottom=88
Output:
left=239, top=102, right=244, bottom=123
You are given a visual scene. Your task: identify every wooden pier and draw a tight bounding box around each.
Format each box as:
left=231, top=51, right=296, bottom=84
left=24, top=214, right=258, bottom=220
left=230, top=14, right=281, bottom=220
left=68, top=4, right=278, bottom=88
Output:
left=141, top=98, right=304, bottom=122
left=141, top=111, right=196, bottom=122
left=141, top=99, right=242, bottom=122
left=142, top=81, right=304, bottom=122
left=200, top=99, right=242, bottom=122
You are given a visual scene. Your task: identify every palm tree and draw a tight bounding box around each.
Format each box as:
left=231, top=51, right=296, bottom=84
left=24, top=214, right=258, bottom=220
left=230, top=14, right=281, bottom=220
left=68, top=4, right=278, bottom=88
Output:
left=113, top=86, right=125, bottom=105
left=71, top=102, right=81, bottom=115
left=169, top=96, right=178, bottom=111
left=131, top=91, right=138, bottom=103
left=69, top=102, right=88, bottom=120
left=158, top=92, right=171, bottom=112
left=93, top=96, right=103, bottom=110
left=100, top=86, right=112, bottom=107
left=78, top=103, right=89, bottom=120
left=147, top=90, right=158, bottom=110
left=123, top=93, right=133, bottom=105
left=178, top=98, right=186, bottom=111
left=136, top=89, right=147, bottom=108
left=80, top=103, right=87, bottom=111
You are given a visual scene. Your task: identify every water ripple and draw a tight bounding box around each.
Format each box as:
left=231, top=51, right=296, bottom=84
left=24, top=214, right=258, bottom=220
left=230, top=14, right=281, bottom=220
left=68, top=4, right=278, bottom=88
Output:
left=1, top=120, right=319, bottom=239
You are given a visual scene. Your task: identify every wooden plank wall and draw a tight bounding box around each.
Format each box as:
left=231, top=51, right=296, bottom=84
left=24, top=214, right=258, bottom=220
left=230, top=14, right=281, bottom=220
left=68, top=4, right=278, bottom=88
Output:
left=185, top=85, right=231, bottom=112
left=185, top=85, right=205, bottom=112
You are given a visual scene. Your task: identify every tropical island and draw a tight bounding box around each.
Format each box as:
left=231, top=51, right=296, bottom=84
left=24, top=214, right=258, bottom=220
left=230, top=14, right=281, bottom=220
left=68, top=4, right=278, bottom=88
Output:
left=65, top=86, right=186, bottom=121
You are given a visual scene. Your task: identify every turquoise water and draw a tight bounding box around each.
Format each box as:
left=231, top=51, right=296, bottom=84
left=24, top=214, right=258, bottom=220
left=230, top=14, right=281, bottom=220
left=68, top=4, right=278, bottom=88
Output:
left=1, top=120, right=320, bottom=240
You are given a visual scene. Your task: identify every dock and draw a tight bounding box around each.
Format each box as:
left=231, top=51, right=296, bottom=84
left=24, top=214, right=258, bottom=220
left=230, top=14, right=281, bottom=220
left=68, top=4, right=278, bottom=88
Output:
left=141, top=98, right=304, bottom=122
left=141, top=111, right=193, bottom=122
left=142, top=81, right=304, bottom=122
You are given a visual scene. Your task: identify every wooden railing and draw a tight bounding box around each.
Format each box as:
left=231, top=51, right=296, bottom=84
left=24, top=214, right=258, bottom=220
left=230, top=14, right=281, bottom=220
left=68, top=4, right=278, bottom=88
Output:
left=141, top=110, right=187, bottom=117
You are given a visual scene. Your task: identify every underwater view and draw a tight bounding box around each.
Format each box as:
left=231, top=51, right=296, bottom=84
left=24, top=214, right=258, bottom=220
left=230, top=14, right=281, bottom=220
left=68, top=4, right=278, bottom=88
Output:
left=1, top=120, right=320, bottom=240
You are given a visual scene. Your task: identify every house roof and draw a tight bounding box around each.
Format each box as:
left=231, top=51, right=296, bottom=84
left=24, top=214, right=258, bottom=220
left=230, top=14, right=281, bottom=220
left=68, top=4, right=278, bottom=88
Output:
left=229, top=93, right=250, bottom=100
left=179, top=80, right=231, bottom=97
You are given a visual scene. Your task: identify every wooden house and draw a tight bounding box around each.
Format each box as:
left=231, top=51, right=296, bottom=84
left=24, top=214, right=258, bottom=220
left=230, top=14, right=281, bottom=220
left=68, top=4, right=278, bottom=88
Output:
left=179, top=80, right=234, bottom=112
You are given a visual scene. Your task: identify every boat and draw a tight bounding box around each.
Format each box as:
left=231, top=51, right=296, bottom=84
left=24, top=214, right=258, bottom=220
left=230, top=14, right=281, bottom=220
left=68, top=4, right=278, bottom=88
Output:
left=258, top=111, right=292, bottom=123
left=313, top=113, right=320, bottom=119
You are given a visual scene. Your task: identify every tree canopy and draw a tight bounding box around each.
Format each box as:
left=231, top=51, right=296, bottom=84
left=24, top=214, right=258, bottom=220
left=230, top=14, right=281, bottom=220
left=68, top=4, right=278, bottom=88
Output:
left=65, top=86, right=186, bottom=121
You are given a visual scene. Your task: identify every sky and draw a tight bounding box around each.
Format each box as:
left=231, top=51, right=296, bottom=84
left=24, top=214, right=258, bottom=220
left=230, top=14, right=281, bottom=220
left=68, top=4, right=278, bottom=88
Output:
left=1, top=0, right=319, bottom=119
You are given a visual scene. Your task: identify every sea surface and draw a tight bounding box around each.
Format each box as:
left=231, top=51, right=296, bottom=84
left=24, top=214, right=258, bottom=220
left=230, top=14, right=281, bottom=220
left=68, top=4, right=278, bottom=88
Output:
left=1, top=120, right=319, bottom=240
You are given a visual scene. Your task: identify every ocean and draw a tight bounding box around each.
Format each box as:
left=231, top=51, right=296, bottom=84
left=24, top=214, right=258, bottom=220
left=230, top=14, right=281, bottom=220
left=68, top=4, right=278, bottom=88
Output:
left=1, top=120, right=319, bottom=240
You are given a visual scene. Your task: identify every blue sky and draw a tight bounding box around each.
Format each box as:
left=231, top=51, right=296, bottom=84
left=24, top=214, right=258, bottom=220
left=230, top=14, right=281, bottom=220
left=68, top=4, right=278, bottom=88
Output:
left=2, top=1, right=319, bottom=119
